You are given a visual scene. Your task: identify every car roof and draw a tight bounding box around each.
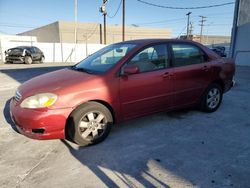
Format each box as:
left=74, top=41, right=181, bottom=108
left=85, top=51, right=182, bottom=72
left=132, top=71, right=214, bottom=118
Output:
left=114, top=38, right=220, bottom=60
left=115, top=38, right=199, bottom=45
left=12, top=46, right=38, bottom=49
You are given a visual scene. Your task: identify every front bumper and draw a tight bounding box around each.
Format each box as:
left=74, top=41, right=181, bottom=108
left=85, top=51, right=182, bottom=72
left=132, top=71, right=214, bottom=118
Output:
left=10, top=98, right=73, bottom=140
left=5, top=56, right=25, bottom=63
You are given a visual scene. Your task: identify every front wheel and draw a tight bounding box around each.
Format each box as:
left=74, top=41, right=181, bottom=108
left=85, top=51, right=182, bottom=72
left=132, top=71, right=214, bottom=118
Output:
left=67, top=102, right=113, bottom=146
left=24, top=56, right=32, bottom=64
left=200, top=83, right=223, bottom=113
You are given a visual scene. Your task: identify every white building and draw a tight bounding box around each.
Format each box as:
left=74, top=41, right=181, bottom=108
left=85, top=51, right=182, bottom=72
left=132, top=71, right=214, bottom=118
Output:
left=230, top=0, right=250, bottom=66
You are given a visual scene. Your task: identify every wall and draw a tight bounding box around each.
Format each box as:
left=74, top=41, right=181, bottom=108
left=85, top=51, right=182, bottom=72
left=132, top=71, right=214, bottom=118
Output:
left=231, top=0, right=250, bottom=65
left=18, top=21, right=172, bottom=45
left=18, top=22, right=60, bottom=43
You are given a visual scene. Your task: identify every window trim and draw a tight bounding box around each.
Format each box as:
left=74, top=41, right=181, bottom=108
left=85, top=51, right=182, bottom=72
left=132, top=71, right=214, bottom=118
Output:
left=119, top=42, right=170, bottom=76
left=169, top=42, right=209, bottom=68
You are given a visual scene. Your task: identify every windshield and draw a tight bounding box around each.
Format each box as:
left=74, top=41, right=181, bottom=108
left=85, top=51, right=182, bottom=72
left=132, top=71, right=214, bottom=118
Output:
left=73, top=43, right=136, bottom=74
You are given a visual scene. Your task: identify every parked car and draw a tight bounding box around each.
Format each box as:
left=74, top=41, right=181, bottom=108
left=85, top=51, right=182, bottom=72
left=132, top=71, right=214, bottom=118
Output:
left=5, top=46, right=45, bottom=64
left=10, top=39, right=235, bottom=146
left=211, top=46, right=227, bottom=57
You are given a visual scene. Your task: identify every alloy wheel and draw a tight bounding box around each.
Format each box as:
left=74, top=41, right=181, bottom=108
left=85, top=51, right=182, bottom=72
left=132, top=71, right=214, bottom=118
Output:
left=206, top=88, right=221, bottom=109
left=78, top=111, right=107, bottom=140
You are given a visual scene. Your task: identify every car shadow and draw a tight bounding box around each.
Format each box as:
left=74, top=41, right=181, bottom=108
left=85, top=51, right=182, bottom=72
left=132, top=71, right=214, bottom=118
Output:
left=61, top=136, right=173, bottom=188
left=0, top=65, right=71, bottom=83
left=3, top=98, right=19, bottom=133
left=59, top=110, right=203, bottom=187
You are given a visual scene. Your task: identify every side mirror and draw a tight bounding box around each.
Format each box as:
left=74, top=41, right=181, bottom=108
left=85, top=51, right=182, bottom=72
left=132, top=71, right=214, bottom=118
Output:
left=123, top=64, right=139, bottom=75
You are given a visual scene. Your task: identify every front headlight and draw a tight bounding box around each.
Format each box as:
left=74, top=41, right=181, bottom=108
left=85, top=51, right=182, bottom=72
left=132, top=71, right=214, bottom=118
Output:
left=20, top=93, right=58, bottom=109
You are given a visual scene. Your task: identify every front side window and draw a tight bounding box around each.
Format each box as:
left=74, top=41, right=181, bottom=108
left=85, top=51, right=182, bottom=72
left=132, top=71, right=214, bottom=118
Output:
left=74, top=43, right=136, bottom=74
left=172, top=44, right=206, bottom=67
left=127, top=44, right=168, bottom=73
left=30, top=47, right=36, bottom=53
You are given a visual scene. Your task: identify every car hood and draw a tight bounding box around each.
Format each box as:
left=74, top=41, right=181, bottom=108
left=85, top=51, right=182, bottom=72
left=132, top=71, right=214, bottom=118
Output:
left=18, top=68, right=99, bottom=98
left=7, top=48, right=24, bottom=56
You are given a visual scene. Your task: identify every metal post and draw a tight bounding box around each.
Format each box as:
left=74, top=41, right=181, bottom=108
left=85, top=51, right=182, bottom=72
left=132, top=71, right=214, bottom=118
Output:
left=122, top=0, right=125, bottom=41
left=186, top=12, right=192, bottom=39
left=100, top=24, right=103, bottom=44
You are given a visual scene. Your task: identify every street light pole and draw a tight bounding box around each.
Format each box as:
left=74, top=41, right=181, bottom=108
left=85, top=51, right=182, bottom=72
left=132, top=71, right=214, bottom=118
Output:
left=186, top=12, right=192, bottom=40
left=100, top=0, right=108, bottom=44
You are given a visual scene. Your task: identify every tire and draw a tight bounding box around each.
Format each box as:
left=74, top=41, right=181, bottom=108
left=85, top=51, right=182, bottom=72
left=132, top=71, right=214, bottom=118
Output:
left=66, top=102, right=113, bottom=146
left=200, top=83, right=223, bottom=113
left=24, top=56, right=32, bottom=64
left=40, top=56, right=45, bottom=63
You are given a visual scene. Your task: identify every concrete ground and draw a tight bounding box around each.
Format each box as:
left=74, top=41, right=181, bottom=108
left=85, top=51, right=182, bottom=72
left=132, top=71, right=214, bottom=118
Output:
left=0, top=63, right=249, bottom=188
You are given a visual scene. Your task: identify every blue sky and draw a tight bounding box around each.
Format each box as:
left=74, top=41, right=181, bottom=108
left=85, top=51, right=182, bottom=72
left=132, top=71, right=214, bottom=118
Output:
left=0, top=0, right=235, bottom=37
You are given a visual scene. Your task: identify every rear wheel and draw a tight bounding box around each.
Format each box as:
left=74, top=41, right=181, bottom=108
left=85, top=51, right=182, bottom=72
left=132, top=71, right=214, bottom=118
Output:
left=24, top=56, right=32, bottom=64
left=200, top=83, right=223, bottom=112
left=40, top=56, right=45, bottom=63
left=67, top=102, right=113, bottom=146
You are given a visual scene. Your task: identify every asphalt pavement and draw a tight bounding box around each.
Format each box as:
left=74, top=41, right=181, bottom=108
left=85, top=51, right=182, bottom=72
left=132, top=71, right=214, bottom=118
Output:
left=0, top=63, right=250, bottom=188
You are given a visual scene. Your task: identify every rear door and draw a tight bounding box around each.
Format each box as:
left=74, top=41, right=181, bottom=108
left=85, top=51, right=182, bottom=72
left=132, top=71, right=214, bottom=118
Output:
left=170, top=43, right=212, bottom=107
left=30, top=47, right=40, bottom=60
left=119, top=44, right=174, bottom=119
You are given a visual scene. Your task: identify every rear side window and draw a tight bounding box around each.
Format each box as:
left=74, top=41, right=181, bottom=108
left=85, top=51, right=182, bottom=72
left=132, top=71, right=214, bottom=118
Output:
left=171, top=44, right=206, bottom=67
left=35, top=47, right=41, bottom=53
left=128, top=44, right=168, bottom=73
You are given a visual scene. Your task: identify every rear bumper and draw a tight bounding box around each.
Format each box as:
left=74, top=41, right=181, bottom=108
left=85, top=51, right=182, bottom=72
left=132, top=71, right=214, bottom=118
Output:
left=10, top=98, right=73, bottom=140
left=224, top=79, right=235, bottom=93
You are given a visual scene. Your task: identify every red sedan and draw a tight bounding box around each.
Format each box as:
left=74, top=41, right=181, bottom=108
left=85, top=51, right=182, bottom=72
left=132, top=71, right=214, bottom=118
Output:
left=10, top=39, right=235, bottom=146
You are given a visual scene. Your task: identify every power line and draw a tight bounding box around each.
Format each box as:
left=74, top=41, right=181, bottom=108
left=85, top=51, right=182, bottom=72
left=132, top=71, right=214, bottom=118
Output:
left=86, top=24, right=99, bottom=40
left=136, top=0, right=235, bottom=10
left=107, top=0, right=122, bottom=18
left=133, top=18, right=185, bottom=26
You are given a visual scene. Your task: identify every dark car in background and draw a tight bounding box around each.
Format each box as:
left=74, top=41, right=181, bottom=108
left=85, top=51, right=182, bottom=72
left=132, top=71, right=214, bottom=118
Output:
left=211, top=46, right=227, bottom=57
left=5, top=46, right=45, bottom=64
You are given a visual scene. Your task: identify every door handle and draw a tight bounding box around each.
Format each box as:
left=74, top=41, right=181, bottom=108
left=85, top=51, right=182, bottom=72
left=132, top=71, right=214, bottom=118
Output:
left=162, top=72, right=174, bottom=78
left=202, top=66, right=209, bottom=72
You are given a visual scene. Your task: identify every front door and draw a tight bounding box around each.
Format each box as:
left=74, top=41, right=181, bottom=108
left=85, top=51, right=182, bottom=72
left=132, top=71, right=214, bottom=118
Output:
left=119, top=44, right=174, bottom=120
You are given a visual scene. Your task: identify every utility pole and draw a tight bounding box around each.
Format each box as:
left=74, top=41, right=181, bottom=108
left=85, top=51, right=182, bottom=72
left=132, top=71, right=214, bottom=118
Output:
left=99, top=24, right=102, bottom=44
left=122, top=0, right=125, bottom=41
left=199, top=16, right=207, bottom=43
left=186, top=12, right=192, bottom=40
left=100, top=0, right=108, bottom=44
left=189, top=22, right=193, bottom=40
left=74, top=0, right=78, bottom=45
left=74, top=0, right=78, bottom=62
